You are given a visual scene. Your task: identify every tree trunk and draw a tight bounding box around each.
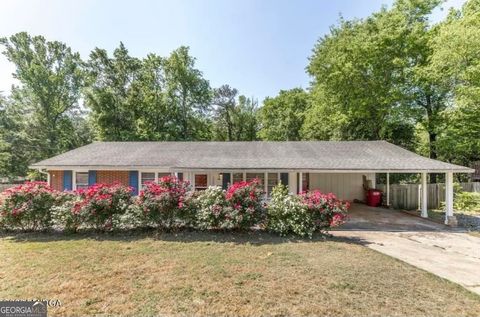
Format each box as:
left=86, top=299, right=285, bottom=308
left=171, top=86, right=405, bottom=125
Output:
left=429, top=131, right=438, bottom=183
left=225, top=108, right=233, bottom=141
left=424, top=93, right=438, bottom=184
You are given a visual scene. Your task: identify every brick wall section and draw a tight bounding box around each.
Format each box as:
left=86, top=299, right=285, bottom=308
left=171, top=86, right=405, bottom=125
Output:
left=96, top=170, right=130, bottom=186
left=49, top=170, right=64, bottom=191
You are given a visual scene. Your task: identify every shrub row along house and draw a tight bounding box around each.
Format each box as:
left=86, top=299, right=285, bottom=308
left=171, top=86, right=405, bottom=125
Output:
left=30, top=141, right=473, bottom=225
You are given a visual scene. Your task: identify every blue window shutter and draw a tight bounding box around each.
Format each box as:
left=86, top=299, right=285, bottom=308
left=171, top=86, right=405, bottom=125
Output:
left=222, top=173, right=231, bottom=190
left=129, top=171, right=139, bottom=195
left=280, top=173, right=289, bottom=186
left=63, top=170, right=72, bottom=191
left=88, top=170, right=97, bottom=186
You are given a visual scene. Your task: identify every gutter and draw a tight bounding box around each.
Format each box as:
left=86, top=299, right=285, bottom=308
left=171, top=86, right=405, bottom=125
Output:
left=28, top=165, right=476, bottom=174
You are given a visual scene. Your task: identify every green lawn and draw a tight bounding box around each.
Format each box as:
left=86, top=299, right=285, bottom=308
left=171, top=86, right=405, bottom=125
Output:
left=1, top=230, right=479, bottom=316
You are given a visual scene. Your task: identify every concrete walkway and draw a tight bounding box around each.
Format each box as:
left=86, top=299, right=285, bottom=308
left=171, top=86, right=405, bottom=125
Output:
left=332, top=204, right=480, bottom=295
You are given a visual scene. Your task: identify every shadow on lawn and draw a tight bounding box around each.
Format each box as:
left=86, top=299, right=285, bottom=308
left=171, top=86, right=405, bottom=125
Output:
left=0, top=227, right=371, bottom=246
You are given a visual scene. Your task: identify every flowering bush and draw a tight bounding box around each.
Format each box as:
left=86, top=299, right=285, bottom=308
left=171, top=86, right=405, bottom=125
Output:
left=136, top=176, right=193, bottom=229
left=267, top=185, right=349, bottom=237
left=0, top=182, right=62, bottom=231
left=195, top=186, right=233, bottom=229
left=51, top=192, right=83, bottom=232
left=300, top=190, right=349, bottom=231
left=0, top=178, right=349, bottom=237
left=70, top=183, right=133, bottom=231
left=267, top=184, right=315, bottom=237
left=224, top=179, right=265, bottom=229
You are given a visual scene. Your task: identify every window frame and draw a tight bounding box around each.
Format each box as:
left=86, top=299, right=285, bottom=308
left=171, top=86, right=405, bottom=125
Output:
left=73, top=171, right=89, bottom=190
left=232, top=172, right=244, bottom=184
left=138, top=170, right=171, bottom=190
left=267, top=172, right=280, bottom=195
left=140, top=172, right=156, bottom=188
left=194, top=173, right=208, bottom=191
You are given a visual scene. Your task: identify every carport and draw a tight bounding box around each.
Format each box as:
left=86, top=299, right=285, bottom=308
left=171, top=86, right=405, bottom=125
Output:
left=289, top=142, right=474, bottom=226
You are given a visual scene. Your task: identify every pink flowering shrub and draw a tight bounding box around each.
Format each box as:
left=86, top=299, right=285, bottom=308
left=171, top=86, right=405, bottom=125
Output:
left=136, top=176, right=193, bottom=229
left=68, top=183, right=133, bottom=231
left=300, top=190, right=349, bottom=230
left=267, top=185, right=349, bottom=237
left=0, top=182, right=63, bottom=230
left=225, top=179, right=265, bottom=228
left=197, top=180, right=264, bottom=230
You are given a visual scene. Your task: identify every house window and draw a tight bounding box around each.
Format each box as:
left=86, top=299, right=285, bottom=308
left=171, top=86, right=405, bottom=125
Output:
left=297, top=173, right=310, bottom=193
left=267, top=173, right=279, bottom=195
left=158, top=172, right=170, bottom=181
left=75, top=172, right=89, bottom=190
left=303, top=173, right=309, bottom=192
left=141, top=172, right=155, bottom=188
left=246, top=173, right=265, bottom=187
left=195, top=174, right=208, bottom=190
left=232, top=172, right=244, bottom=184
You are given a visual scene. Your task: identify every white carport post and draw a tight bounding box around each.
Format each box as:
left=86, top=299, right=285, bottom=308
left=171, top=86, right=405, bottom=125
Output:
left=445, top=172, right=455, bottom=225
left=386, top=172, right=390, bottom=207
left=299, top=172, right=303, bottom=194
left=421, top=172, right=428, bottom=218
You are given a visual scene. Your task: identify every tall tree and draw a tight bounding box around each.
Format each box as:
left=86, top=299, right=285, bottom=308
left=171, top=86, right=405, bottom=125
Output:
left=211, top=85, right=259, bottom=141
left=258, top=88, right=309, bottom=141
left=128, top=53, right=175, bottom=140
left=430, top=0, right=480, bottom=166
left=0, top=91, right=34, bottom=177
left=0, top=32, right=87, bottom=169
left=85, top=43, right=142, bottom=141
left=235, top=95, right=259, bottom=141
left=306, top=0, right=442, bottom=151
left=212, top=85, right=238, bottom=141
left=163, top=46, right=212, bottom=140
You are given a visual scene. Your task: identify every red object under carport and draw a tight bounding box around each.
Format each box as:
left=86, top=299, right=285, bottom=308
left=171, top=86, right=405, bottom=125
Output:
left=366, top=189, right=382, bottom=207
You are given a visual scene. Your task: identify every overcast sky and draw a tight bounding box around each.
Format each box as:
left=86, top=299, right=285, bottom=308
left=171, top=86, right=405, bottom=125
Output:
left=0, top=0, right=466, bottom=102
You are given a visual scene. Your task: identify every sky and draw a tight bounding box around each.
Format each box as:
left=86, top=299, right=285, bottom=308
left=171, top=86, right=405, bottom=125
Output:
left=0, top=0, right=466, bottom=103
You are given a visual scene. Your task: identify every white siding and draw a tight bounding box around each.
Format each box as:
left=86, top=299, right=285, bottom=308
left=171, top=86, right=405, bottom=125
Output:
left=309, top=173, right=375, bottom=201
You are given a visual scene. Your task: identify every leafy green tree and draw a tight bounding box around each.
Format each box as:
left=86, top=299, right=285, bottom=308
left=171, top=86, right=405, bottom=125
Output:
left=301, top=86, right=344, bottom=140
left=0, top=91, right=33, bottom=177
left=128, top=54, right=177, bottom=140
left=211, top=85, right=259, bottom=141
left=258, top=88, right=309, bottom=141
left=0, top=32, right=89, bottom=177
left=430, top=0, right=480, bottom=108
left=85, top=43, right=142, bottom=141
left=235, top=95, right=259, bottom=141
left=212, top=85, right=238, bottom=141
left=163, top=46, right=212, bottom=140
left=306, top=0, right=442, bottom=151
left=430, top=0, right=480, bottom=166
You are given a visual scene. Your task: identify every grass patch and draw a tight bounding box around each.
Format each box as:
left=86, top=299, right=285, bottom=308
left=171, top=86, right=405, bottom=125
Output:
left=468, top=231, right=480, bottom=238
left=1, top=230, right=479, bottom=316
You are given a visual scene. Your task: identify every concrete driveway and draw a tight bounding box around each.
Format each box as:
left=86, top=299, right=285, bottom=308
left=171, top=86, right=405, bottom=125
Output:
left=332, top=204, right=480, bottom=295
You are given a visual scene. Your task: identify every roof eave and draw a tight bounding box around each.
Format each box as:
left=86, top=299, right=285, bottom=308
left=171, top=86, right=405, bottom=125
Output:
left=29, top=165, right=475, bottom=174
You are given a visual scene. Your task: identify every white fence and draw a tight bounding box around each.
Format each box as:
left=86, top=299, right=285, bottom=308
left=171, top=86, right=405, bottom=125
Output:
left=377, top=182, right=480, bottom=210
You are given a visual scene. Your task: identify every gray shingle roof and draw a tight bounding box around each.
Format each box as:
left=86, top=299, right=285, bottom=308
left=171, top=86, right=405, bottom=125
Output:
left=30, top=141, right=473, bottom=172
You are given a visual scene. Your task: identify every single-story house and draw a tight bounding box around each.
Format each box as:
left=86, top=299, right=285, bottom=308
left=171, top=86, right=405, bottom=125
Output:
left=30, top=140, right=474, bottom=225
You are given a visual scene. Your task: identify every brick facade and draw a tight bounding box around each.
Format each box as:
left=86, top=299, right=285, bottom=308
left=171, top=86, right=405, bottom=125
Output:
left=49, top=170, right=64, bottom=191
left=96, top=170, right=130, bottom=186
left=48, top=170, right=131, bottom=191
